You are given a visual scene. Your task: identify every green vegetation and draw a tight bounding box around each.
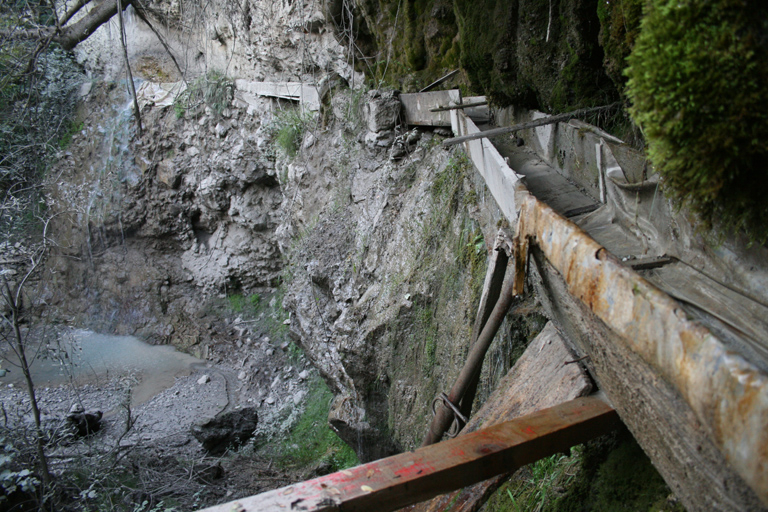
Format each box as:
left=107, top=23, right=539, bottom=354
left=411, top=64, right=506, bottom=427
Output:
left=483, top=433, right=684, bottom=512
left=270, top=108, right=316, bottom=158
left=173, top=71, right=234, bottom=118
left=350, top=0, right=461, bottom=90
left=58, top=119, right=85, bottom=150
left=596, top=0, right=644, bottom=90
left=626, top=0, right=768, bottom=242
left=277, top=375, right=359, bottom=471
left=0, top=38, right=82, bottom=239
left=227, top=293, right=261, bottom=315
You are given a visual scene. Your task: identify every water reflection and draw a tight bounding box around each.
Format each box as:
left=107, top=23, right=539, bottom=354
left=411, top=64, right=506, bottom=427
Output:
left=0, top=329, right=204, bottom=404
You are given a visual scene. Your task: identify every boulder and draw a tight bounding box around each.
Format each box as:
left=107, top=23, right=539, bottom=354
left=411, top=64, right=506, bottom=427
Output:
left=365, top=90, right=400, bottom=133
left=67, top=409, right=103, bottom=437
left=191, top=407, right=258, bottom=454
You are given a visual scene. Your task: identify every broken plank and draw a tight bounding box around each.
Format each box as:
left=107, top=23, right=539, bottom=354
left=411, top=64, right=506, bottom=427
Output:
left=197, top=396, right=619, bottom=512
left=401, top=90, right=461, bottom=127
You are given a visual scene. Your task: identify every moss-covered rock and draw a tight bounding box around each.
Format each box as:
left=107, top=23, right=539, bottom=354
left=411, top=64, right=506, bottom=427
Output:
left=345, top=0, right=617, bottom=111
left=483, top=430, right=684, bottom=512
left=596, top=0, right=643, bottom=90
left=625, top=0, right=768, bottom=242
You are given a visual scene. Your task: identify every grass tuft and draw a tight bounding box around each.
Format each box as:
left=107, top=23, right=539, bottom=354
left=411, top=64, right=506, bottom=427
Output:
left=278, top=376, right=359, bottom=472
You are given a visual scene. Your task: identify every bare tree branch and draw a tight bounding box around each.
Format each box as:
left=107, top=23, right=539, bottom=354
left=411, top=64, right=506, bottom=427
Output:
left=56, top=0, right=133, bottom=50
left=61, top=0, right=93, bottom=26
left=0, top=0, right=133, bottom=51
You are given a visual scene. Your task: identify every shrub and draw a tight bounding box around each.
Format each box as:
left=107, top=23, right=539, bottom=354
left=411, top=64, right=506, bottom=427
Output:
left=271, top=108, right=315, bottom=158
left=625, top=0, right=768, bottom=242
left=173, top=71, right=233, bottom=118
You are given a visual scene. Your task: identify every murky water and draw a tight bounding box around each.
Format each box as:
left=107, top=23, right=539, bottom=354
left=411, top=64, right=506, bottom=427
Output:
left=1, top=329, right=204, bottom=404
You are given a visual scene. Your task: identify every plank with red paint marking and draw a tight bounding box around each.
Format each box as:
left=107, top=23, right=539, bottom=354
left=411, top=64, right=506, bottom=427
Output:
left=196, top=396, right=619, bottom=512
left=406, top=321, right=594, bottom=512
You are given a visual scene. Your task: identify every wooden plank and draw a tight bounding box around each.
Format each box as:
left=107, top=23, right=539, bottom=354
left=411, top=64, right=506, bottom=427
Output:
left=529, top=249, right=767, bottom=511
left=401, top=90, right=461, bottom=127
left=409, top=322, right=595, bottom=512
left=197, top=396, right=618, bottom=512
left=452, top=111, right=524, bottom=225
left=516, top=192, right=768, bottom=509
left=233, top=80, right=321, bottom=110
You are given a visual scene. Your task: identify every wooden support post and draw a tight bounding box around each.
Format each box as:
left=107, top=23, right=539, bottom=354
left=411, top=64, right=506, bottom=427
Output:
left=422, top=264, right=517, bottom=446
left=512, top=235, right=530, bottom=297
left=196, top=396, right=619, bottom=512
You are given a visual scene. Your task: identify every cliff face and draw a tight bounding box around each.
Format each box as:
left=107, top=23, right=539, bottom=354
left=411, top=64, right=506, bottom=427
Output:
left=44, top=82, right=283, bottom=345
left=39, top=0, right=555, bottom=459
left=75, top=0, right=358, bottom=84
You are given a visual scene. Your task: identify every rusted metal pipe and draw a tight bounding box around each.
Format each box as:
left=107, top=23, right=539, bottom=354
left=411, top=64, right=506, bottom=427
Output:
left=422, top=264, right=518, bottom=446
left=459, top=235, right=513, bottom=421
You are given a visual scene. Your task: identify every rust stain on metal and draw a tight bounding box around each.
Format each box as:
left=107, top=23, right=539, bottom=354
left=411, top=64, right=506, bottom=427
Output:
left=514, top=191, right=768, bottom=504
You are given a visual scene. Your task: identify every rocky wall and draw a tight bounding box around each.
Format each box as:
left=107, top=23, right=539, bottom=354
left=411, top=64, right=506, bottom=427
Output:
left=274, top=88, right=548, bottom=460
left=42, top=81, right=284, bottom=346
left=74, top=0, right=360, bottom=85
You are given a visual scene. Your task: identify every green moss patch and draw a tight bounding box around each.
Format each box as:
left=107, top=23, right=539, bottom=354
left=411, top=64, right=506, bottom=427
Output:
left=596, top=0, right=643, bottom=90
left=626, top=0, right=768, bottom=242
left=483, top=431, right=684, bottom=512
left=278, top=375, right=359, bottom=471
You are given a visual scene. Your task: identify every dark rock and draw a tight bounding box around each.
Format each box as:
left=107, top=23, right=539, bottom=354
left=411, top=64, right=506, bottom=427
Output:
left=191, top=407, right=258, bottom=455
left=67, top=410, right=103, bottom=437
left=192, top=463, right=225, bottom=484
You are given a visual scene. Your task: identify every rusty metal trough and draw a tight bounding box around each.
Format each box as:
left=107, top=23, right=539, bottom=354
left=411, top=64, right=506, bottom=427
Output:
left=448, top=102, right=768, bottom=508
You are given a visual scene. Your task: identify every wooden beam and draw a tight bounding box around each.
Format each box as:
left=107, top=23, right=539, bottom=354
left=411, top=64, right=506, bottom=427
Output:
left=196, top=396, right=619, bottom=512
left=422, top=269, right=517, bottom=446
left=429, top=100, right=488, bottom=113
left=442, top=103, right=621, bottom=147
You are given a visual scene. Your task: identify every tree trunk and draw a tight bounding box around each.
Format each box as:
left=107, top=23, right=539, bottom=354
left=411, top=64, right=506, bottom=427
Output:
left=55, top=0, right=134, bottom=50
